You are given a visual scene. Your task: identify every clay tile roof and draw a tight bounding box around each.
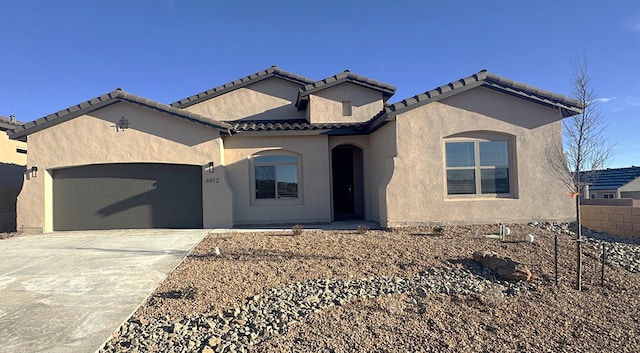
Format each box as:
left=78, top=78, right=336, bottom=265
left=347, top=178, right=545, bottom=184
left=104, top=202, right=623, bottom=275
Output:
left=8, top=90, right=232, bottom=141
left=296, top=70, right=397, bottom=109
left=227, top=119, right=370, bottom=135
left=0, top=115, right=24, bottom=131
left=580, top=167, right=640, bottom=191
left=367, top=70, right=583, bottom=132
left=171, top=66, right=315, bottom=109
left=386, top=70, right=582, bottom=116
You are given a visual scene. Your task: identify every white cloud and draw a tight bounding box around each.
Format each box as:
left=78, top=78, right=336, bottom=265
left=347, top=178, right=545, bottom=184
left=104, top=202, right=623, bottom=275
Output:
left=595, top=97, right=616, bottom=103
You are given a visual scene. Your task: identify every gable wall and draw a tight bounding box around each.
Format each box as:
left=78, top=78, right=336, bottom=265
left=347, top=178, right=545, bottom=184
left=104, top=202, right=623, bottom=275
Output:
left=380, top=87, right=573, bottom=227
left=184, top=78, right=306, bottom=121
left=16, top=103, right=231, bottom=232
left=620, top=176, right=640, bottom=193
left=308, top=83, right=384, bottom=124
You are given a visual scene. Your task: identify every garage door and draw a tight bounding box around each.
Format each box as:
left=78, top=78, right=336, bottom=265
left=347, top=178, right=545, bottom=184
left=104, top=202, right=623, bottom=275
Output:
left=53, top=163, right=202, bottom=231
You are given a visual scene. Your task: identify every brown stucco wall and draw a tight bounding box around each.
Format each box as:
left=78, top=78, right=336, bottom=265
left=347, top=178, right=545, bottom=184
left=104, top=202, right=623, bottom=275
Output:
left=581, top=204, right=640, bottom=238
left=184, top=78, right=306, bottom=121
left=308, top=83, right=384, bottom=124
left=16, top=102, right=232, bottom=233
left=222, top=134, right=332, bottom=225
left=379, top=87, right=574, bottom=227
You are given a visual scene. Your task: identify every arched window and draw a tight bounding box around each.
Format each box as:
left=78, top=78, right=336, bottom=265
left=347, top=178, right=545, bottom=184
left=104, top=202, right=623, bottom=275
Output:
left=444, top=133, right=514, bottom=196
left=253, top=154, right=299, bottom=200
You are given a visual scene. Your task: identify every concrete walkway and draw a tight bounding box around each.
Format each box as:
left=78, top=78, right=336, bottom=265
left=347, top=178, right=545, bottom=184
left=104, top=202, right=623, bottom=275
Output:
left=0, top=229, right=208, bottom=353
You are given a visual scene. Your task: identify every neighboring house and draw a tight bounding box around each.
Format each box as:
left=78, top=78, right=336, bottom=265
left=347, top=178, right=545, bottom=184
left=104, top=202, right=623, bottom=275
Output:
left=580, top=167, right=640, bottom=200
left=8, top=66, right=582, bottom=233
left=0, top=115, right=27, bottom=232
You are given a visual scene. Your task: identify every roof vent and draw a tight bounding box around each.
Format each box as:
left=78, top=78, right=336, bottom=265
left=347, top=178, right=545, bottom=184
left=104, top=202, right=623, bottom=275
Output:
left=344, top=69, right=350, bottom=73
left=115, top=88, right=123, bottom=91
left=9, top=115, right=16, bottom=123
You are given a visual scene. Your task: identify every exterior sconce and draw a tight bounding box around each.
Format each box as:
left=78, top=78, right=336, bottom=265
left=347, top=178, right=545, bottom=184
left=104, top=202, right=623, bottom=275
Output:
left=116, top=116, right=129, bottom=132
left=30, top=166, right=38, bottom=178
left=207, top=161, right=215, bottom=173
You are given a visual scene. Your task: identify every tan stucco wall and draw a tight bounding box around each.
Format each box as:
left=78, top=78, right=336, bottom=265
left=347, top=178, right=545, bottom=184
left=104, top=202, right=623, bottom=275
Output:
left=1, top=129, right=27, bottom=232
left=1, top=129, right=26, bottom=165
left=379, top=87, right=574, bottom=227
left=308, top=83, right=384, bottom=124
left=184, top=78, right=306, bottom=121
left=17, top=102, right=233, bottom=232
left=620, top=177, right=640, bottom=193
left=222, top=134, right=332, bottom=225
left=367, top=122, right=398, bottom=223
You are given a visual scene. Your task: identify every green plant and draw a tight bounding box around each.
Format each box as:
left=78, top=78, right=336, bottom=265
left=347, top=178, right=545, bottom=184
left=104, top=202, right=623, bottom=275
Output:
left=180, top=285, right=200, bottom=300
left=357, top=224, right=369, bottom=234
left=433, top=226, right=445, bottom=236
left=292, top=224, right=304, bottom=236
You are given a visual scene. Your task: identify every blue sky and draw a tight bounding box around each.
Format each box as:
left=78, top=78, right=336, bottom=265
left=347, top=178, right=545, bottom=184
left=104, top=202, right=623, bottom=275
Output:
left=1, top=0, right=638, bottom=168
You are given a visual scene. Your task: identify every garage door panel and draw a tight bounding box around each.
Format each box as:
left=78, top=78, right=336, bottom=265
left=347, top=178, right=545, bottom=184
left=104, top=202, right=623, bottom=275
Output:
left=53, top=163, right=202, bottom=230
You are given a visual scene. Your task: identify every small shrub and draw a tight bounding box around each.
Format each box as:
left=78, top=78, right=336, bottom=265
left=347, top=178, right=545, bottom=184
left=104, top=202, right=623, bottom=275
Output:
left=357, top=224, right=369, bottom=234
left=292, top=224, right=304, bottom=236
left=180, top=285, right=200, bottom=300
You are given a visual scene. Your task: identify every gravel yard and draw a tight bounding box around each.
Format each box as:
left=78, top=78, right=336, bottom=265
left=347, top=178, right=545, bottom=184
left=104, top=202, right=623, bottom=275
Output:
left=100, top=223, right=640, bottom=353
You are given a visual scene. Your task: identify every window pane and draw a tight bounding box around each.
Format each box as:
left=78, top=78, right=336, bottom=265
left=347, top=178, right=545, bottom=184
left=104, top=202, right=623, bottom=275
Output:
left=255, top=155, right=297, bottom=164
left=255, top=166, right=275, bottom=199
left=446, top=142, right=475, bottom=167
left=276, top=164, right=298, bottom=198
left=481, top=168, right=509, bottom=194
left=479, top=141, right=508, bottom=166
left=447, top=169, right=476, bottom=194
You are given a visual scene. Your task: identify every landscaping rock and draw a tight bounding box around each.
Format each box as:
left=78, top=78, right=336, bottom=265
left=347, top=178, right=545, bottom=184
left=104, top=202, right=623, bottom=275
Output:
left=472, top=251, right=532, bottom=281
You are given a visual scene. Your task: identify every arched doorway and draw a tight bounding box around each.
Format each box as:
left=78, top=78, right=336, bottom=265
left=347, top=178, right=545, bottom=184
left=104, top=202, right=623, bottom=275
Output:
left=331, top=145, right=364, bottom=221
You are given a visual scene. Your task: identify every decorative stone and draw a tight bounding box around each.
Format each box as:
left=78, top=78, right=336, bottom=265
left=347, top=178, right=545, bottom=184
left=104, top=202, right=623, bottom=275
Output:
left=473, top=251, right=532, bottom=281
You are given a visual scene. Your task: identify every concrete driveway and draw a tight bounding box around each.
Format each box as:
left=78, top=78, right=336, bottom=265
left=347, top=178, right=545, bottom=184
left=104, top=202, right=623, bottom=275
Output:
left=0, top=229, right=208, bottom=353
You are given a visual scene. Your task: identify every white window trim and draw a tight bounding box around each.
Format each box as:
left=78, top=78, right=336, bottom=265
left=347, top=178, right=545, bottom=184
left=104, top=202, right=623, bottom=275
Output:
left=444, top=135, right=516, bottom=199
left=250, top=151, right=303, bottom=206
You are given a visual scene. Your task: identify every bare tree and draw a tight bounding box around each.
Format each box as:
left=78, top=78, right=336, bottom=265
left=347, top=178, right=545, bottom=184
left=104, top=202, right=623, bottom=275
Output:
left=547, top=58, right=612, bottom=290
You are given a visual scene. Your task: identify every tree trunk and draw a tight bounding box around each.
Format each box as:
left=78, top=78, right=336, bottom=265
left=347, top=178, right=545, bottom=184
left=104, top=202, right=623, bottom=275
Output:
left=576, top=194, right=582, bottom=291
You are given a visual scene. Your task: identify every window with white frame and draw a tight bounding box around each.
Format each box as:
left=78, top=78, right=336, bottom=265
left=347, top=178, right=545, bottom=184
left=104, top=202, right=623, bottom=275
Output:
left=445, top=140, right=510, bottom=195
left=254, top=155, right=299, bottom=199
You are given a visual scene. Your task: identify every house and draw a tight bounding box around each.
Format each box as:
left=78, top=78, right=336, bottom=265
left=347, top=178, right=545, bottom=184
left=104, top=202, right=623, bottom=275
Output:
left=7, top=66, right=582, bottom=233
left=580, top=166, right=640, bottom=199
left=1, top=115, right=27, bottom=232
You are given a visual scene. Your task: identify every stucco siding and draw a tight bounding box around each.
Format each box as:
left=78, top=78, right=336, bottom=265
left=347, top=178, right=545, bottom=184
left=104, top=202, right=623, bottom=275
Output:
left=223, top=135, right=332, bottom=225
left=308, top=83, right=384, bottom=124
left=1, top=130, right=26, bottom=232
left=184, top=78, right=306, bottom=121
left=368, top=122, right=397, bottom=224
left=620, top=177, right=640, bottom=193
left=16, top=102, right=232, bottom=232
left=382, top=88, right=573, bottom=226
left=1, top=130, right=26, bottom=166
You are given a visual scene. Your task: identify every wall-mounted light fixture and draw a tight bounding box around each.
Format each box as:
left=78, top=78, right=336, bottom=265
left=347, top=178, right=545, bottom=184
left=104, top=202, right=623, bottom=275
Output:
left=30, top=166, right=38, bottom=178
left=116, top=116, right=129, bottom=132
left=207, top=161, right=215, bottom=173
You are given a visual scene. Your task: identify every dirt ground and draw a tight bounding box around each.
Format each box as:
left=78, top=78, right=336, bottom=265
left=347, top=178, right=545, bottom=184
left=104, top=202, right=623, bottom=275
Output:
left=133, top=223, right=640, bottom=352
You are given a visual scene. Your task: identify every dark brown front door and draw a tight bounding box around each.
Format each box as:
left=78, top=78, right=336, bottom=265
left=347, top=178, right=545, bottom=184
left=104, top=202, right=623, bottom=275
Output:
left=332, top=145, right=364, bottom=221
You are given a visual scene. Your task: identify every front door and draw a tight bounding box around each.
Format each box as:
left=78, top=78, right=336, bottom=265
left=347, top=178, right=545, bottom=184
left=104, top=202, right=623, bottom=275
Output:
left=332, top=145, right=364, bottom=220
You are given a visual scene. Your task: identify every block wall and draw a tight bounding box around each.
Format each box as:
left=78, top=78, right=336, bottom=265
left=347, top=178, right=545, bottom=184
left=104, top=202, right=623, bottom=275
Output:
left=581, top=205, right=640, bottom=238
